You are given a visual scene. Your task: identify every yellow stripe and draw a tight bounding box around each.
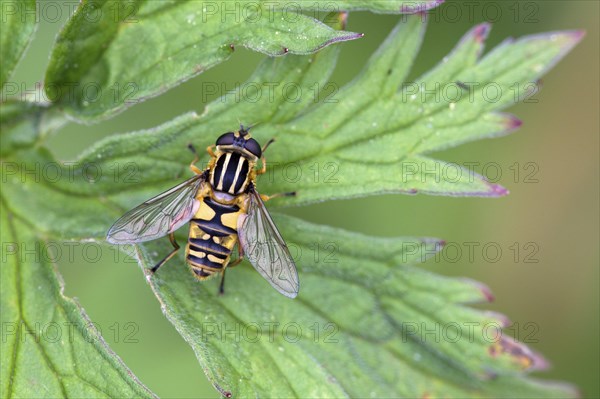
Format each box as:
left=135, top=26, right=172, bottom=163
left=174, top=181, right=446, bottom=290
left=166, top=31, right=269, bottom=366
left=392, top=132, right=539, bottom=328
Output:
left=207, top=254, right=225, bottom=264
left=189, top=249, right=207, bottom=258
left=216, top=153, right=231, bottom=191
left=229, top=155, right=246, bottom=194
left=238, top=172, right=249, bottom=195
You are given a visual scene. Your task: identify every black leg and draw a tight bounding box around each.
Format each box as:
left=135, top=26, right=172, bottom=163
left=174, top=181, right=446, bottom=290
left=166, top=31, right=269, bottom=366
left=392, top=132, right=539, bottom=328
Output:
left=218, top=245, right=244, bottom=295
left=262, top=138, right=275, bottom=154
left=219, top=269, right=227, bottom=295
left=151, top=233, right=180, bottom=273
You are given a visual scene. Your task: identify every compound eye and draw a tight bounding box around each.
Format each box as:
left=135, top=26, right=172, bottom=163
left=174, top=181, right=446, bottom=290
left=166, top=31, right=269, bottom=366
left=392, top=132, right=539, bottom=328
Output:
left=216, top=132, right=235, bottom=146
left=245, top=138, right=262, bottom=158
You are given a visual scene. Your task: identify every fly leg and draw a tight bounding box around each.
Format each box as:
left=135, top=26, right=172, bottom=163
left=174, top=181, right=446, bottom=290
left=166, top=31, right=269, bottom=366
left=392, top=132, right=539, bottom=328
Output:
left=262, top=138, right=275, bottom=154
left=206, top=144, right=217, bottom=158
left=253, top=139, right=296, bottom=198
left=260, top=192, right=296, bottom=202
left=256, top=138, right=275, bottom=175
left=219, top=245, right=244, bottom=295
left=218, top=269, right=227, bottom=295
left=151, top=233, right=180, bottom=273
left=187, top=144, right=203, bottom=175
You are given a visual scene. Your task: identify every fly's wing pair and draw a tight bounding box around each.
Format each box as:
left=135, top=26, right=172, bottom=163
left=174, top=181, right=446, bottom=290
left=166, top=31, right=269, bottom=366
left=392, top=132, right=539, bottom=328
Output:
left=106, top=174, right=299, bottom=298
left=106, top=174, right=205, bottom=244
left=238, top=188, right=300, bottom=298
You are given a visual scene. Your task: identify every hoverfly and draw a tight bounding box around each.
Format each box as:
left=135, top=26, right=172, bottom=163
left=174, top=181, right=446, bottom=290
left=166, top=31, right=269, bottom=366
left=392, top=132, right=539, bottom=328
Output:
left=106, top=126, right=299, bottom=298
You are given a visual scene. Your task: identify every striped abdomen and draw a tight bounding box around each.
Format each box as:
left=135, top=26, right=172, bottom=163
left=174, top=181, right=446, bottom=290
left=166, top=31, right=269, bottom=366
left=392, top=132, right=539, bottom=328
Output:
left=186, top=197, right=242, bottom=279
left=210, top=152, right=251, bottom=195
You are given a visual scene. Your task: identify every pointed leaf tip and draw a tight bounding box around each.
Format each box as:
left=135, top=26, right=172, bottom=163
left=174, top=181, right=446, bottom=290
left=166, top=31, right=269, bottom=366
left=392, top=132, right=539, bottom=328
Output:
left=480, top=284, right=495, bottom=303
left=565, top=29, right=586, bottom=43
left=556, top=30, right=586, bottom=54
left=487, top=183, right=510, bottom=197
left=473, top=23, right=491, bottom=43
left=527, top=30, right=586, bottom=50
left=483, top=311, right=512, bottom=328
left=463, top=278, right=495, bottom=303
left=490, top=336, right=550, bottom=372
left=505, top=115, right=523, bottom=130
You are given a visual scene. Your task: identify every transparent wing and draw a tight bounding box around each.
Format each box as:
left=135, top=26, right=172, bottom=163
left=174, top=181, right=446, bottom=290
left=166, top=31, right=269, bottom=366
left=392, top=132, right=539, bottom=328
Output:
left=106, top=174, right=205, bottom=244
left=238, top=188, right=299, bottom=298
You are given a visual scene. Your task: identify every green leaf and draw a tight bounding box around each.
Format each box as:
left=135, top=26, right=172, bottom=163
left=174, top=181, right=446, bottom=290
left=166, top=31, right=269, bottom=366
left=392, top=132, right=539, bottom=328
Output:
left=45, top=18, right=583, bottom=203
left=2, top=14, right=582, bottom=397
left=130, top=215, right=574, bottom=398
left=44, top=0, right=441, bottom=122
left=0, top=160, right=577, bottom=397
left=0, top=105, right=156, bottom=398
left=0, top=0, right=37, bottom=93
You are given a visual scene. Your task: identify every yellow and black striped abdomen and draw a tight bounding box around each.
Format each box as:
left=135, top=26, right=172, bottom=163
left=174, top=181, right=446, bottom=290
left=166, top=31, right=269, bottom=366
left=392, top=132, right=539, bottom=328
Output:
left=186, top=197, right=241, bottom=279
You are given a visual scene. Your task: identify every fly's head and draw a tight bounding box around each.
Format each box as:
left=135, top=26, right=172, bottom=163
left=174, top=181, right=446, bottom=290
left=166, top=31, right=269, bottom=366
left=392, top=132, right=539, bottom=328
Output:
left=215, top=125, right=262, bottom=161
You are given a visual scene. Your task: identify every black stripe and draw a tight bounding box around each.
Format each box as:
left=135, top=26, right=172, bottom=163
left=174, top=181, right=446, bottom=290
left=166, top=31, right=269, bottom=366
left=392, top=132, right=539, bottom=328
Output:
left=233, top=158, right=249, bottom=194
left=187, top=254, right=223, bottom=269
left=221, top=152, right=241, bottom=193
left=189, top=237, right=230, bottom=255
left=212, top=154, right=226, bottom=187
left=191, top=220, right=236, bottom=237
left=190, top=197, right=239, bottom=236
left=203, top=197, right=239, bottom=214
left=193, top=268, right=213, bottom=277
left=188, top=244, right=228, bottom=260
left=188, top=244, right=229, bottom=259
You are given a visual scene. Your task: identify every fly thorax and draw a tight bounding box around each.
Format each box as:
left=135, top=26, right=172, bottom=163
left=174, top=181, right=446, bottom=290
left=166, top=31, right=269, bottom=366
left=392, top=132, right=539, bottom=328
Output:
left=210, top=152, right=251, bottom=195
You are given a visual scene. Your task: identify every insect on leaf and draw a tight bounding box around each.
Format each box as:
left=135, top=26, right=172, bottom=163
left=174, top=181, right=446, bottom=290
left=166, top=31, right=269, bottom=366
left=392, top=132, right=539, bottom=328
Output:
left=2, top=8, right=584, bottom=399
left=6, top=13, right=581, bottom=398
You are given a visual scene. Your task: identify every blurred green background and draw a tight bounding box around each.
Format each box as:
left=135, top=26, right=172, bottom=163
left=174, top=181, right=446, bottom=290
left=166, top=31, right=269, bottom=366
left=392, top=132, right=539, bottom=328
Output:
left=10, top=1, right=599, bottom=398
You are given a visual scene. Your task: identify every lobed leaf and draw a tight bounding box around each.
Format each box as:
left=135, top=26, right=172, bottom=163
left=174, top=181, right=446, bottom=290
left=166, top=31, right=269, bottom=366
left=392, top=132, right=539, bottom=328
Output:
left=46, top=17, right=584, bottom=203
left=0, top=148, right=578, bottom=396
left=127, top=215, right=575, bottom=398
left=1, top=11, right=583, bottom=398
left=43, top=0, right=443, bottom=122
